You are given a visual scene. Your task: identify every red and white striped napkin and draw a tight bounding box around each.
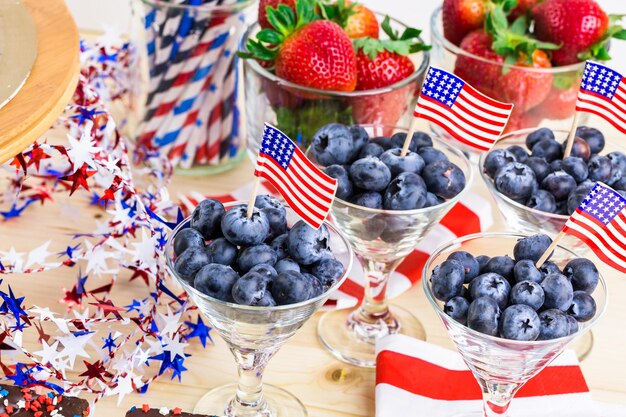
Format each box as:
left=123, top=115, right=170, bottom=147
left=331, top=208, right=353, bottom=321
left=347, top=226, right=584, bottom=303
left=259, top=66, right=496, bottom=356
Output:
left=376, top=335, right=623, bottom=417
left=179, top=180, right=493, bottom=309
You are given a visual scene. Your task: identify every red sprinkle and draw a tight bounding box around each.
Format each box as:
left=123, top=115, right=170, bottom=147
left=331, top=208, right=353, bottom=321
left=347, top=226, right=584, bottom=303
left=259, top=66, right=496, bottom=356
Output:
left=172, top=408, right=182, bottom=415
left=34, top=411, right=43, bottom=417
left=5, top=405, right=13, bottom=414
left=142, top=404, right=150, bottom=413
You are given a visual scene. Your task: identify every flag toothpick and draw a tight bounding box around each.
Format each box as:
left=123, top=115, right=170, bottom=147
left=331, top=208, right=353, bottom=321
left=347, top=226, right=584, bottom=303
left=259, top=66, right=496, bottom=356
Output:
left=400, top=116, right=419, bottom=157
left=535, top=233, right=564, bottom=269
left=562, top=112, right=581, bottom=159
left=246, top=177, right=261, bottom=218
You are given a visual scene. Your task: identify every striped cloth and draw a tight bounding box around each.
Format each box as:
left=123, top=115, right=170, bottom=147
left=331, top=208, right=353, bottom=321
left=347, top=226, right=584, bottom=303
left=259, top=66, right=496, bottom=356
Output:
left=415, top=66, right=514, bottom=152
left=376, top=335, right=605, bottom=417
left=575, top=61, right=626, bottom=134
left=178, top=181, right=493, bottom=309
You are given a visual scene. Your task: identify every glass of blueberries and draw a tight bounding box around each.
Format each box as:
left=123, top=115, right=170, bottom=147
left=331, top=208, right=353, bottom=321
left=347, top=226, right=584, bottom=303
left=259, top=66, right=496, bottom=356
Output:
left=308, top=123, right=472, bottom=368
left=479, top=126, right=624, bottom=359
left=423, top=232, right=607, bottom=417
left=166, top=197, right=353, bottom=417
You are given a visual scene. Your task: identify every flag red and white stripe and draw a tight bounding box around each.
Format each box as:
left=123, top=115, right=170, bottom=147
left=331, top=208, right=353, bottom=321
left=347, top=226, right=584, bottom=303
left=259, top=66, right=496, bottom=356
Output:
left=252, top=124, right=338, bottom=229
left=375, top=335, right=601, bottom=417
left=414, top=66, right=514, bottom=152
left=575, top=61, right=626, bottom=134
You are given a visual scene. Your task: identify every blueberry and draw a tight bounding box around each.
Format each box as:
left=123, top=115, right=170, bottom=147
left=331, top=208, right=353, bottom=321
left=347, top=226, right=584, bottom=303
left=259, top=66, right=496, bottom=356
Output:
left=549, top=159, right=563, bottom=173
left=418, top=146, right=449, bottom=166
left=271, top=234, right=289, bottom=260
left=555, top=198, right=571, bottom=215
left=174, top=228, right=205, bottom=256
left=194, top=264, right=239, bottom=301
left=527, top=189, right=557, bottom=213
left=494, top=162, right=537, bottom=201
left=563, top=258, right=599, bottom=294
left=255, top=195, right=287, bottom=241
left=391, top=131, right=433, bottom=151
left=476, top=255, right=491, bottom=273
left=467, top=297, right=501, bottom=337
left=310, top=123, right=354, bottom=165
left=358, top=142, right=385, bottom=159
left=274, top=258, right=301, bottom=274
left=191, top=199, right=225, bottom=240
left=207, top=237, right=238, bottom=266
left=238, top=244, right=277, bottom=273
left=587, top=155, right=612, bottom=183
left=303, top=273, right=324, bottom=298
left=287, top=220, right=331, bottom=265
left=311, top=258, right=344, bottom=287
left=561, top=157, right=588, bottom=183
left=484, top=255, right=515, bottom=281
left=566, top=315, right=579, bottom=335
left=513, top=259, right=544, bottom=284
left=542, top=171, right=577, bottom=201
left=526, top=127, right=555, bottom=150
left=576, top=126, right=605, bottom=153
left=351, top=192, right=383, bottom=209
left=323, top=164, right=353, bottom=201
left=380, top=149, right=425, bottom=176
left=567, top=183, right=594, bottom=214
left=447, top=251, right=480, bottom=283
left=221, top=205, right=269, bottom=246
left=380, top=215, right=412, bottom=243
left=513, top=234, right=552, bottom=263
left=271, top=271, right=315, bottom=305
left=423, top=160, right=466, bottom=199
left=361, top=214, right=387, bottom=240
left=232, top=272, right=273, bottom=306
left=484, top=149, right=517, bottom=179
left=531, top=139, right=563, bottom=162
left=541, top=273, right=574, bottom=311
left=607, top=151, right=626, bottom=185
left=499, top=304, right=541, bottom=341
left=424, top=192, right=444, bottom=207
left=384, top=172, right=427, bottom=210
left=567, top=291, right=596, bottom=322
left=468, top=273, right=511, bottom=309
left=175, top=247, right=212, bottom=284
left=370, top=136, right=393, bottom=150
left=430, top=259, right=465, bottom=301
left=255, top=292, right=278, bottom=307
left=614, top=177, right=626, bottom=191
left=349, top=125, right=369, bottom=159
left=507, top=145, right=529, bottom=163
left=538, top=309, right=570, bottom=340
left=444, top=296, right=470, bottom=325
left=510, top=280, right=545, bottom=310
left=539, top=261, right=561, bottom=276
left=249, top=264, right=278, bottom=279
left=524, top=157, right=551, bottom=183
left=563, top=137, right=591, bottom=162
left=349, top=156, right=392, bottom=192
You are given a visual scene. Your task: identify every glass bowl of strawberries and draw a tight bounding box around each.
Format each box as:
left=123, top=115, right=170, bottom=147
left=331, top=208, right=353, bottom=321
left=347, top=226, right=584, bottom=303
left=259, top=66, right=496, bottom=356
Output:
left=430, top=0, right=624, bottom=134
left=240, top=0, right=430, bottom=155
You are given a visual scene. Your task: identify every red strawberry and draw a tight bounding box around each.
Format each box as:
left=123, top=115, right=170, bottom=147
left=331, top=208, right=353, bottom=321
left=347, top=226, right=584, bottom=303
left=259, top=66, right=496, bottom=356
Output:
left=533, top=0, right=610, bottom=66
left=533, top=79, right=580, bottom=120
left=352, top=87, right=413, bottom=130
left=442, top=0, right=487, bottom=45
left=504, top=107, right=544, bottom=133
left=508, top=0, right=543, bottom=21
left=344, top=2, right=379, bottom=39
left=454, top=30, right=503, bottom=98
left=258, top=0, right=296, bottom=30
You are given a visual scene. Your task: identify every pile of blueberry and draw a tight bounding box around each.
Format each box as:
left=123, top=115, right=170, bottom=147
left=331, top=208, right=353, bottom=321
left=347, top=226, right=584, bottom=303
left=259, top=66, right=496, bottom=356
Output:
left=172, top=195, right=345, bottom=307
left=310, top=123, right=466, bottom=210
left=429, top=234, right=599, bottom=341
left=484, top=126, right=626, bottom=215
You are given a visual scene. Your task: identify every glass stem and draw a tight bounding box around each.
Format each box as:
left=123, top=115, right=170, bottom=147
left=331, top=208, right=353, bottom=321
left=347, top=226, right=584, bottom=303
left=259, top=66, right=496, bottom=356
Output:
left=227, top=346, right=275, bottom=417
left=357, top=257, right=401, bottom=324
left=479, top=380, right=520, bottom=417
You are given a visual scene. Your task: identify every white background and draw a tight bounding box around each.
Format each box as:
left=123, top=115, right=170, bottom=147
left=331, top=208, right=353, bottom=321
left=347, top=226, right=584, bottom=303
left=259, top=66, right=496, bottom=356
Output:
left=66, top=0, right=626, bottom=69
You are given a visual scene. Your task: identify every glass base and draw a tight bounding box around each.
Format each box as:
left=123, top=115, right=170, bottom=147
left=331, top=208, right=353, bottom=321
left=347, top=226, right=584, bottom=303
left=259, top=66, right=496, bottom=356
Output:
left=572, top=330, right=594, bottom=362
left=317, top=305, right=426, bottom=368
left=174, top=148, right=246, bottom=176
left=193, top=383, right=307, bottom=417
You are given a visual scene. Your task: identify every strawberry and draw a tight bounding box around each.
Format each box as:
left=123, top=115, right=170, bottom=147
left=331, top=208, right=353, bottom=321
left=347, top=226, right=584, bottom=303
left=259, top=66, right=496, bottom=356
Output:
left=454, top=30, right=504, bottom=98
left=319, top=0, right=379, bottom=39
left=442, top=0, right=487, bottom=45
left=241, top=0, right=357, bottom=92
left=508, top=0, right=542, bottom=21
left=496, top=49, right=553, bottom=112
left=258, top=0, right=296, bottom=29
left=353, top=16, right=429, bottom=90
left=352, top=87, right=413, bottom=132
left=532, top=0, right=624, bottom=66
left=532, top=78, right=580, bottom=120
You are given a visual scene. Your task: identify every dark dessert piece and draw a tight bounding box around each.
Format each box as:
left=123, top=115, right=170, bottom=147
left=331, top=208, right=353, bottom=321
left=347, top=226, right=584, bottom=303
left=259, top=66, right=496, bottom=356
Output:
left=0, top=384, right=89, bottom=417
left=126, top=405, right=216, bottom=417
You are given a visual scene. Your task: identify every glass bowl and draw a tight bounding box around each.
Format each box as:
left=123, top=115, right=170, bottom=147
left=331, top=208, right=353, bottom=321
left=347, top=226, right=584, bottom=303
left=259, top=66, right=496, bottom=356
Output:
left=313, top=124, right=473, bottom=367
left=166, top=202, right=354, bottom=417
left=241, top=12, right=430, bottom=156
left=429, top=5, right=587, bottom=136
left=423, top=232, right=607, bottom=417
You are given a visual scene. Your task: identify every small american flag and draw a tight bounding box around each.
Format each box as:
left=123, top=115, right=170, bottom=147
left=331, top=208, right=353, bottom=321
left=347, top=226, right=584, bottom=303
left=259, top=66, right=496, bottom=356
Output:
left=414, top=66, right=514, bottom=152
left=575, top=61, right=626, bottom=134
left=254, top=123, right=338, bottom=229
left=562, top=182, right=626, bottom=273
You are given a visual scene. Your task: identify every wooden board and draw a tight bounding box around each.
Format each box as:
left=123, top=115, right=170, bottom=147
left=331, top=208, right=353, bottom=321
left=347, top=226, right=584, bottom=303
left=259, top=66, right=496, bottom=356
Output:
left=0, top=0, right=79, bottom=164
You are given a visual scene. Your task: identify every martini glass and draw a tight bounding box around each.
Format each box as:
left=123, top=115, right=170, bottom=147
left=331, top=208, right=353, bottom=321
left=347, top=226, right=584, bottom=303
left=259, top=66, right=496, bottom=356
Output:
left=166, top=202, right=353, bottom=417
left=316, top=125, right=473, bottom=368
left=423, top=232, right=607, bottom=417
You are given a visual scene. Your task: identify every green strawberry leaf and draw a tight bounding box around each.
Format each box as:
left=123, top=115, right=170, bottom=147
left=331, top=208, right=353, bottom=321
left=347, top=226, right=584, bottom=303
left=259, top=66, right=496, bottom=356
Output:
left=381, top=16, right=398, bottom=40
left=500, top=0, right=518, bottom=13
left=509, top=16, right=527, bottom=36
left=613, top=29, right=626, bottom=40
left=355, top=17, right=430, bottom=59
left=256, top=29, right=284, bottom=44
left=609, top=14, right=625, bottom=25
left=400, top=27, right=423, bottom=41
left=354, top=37, right=385, bottom=59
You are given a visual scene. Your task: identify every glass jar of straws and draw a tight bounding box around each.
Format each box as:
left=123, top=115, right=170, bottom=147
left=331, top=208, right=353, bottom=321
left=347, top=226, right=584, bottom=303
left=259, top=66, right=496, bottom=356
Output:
left=129, top=0, right=254, bottom=175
